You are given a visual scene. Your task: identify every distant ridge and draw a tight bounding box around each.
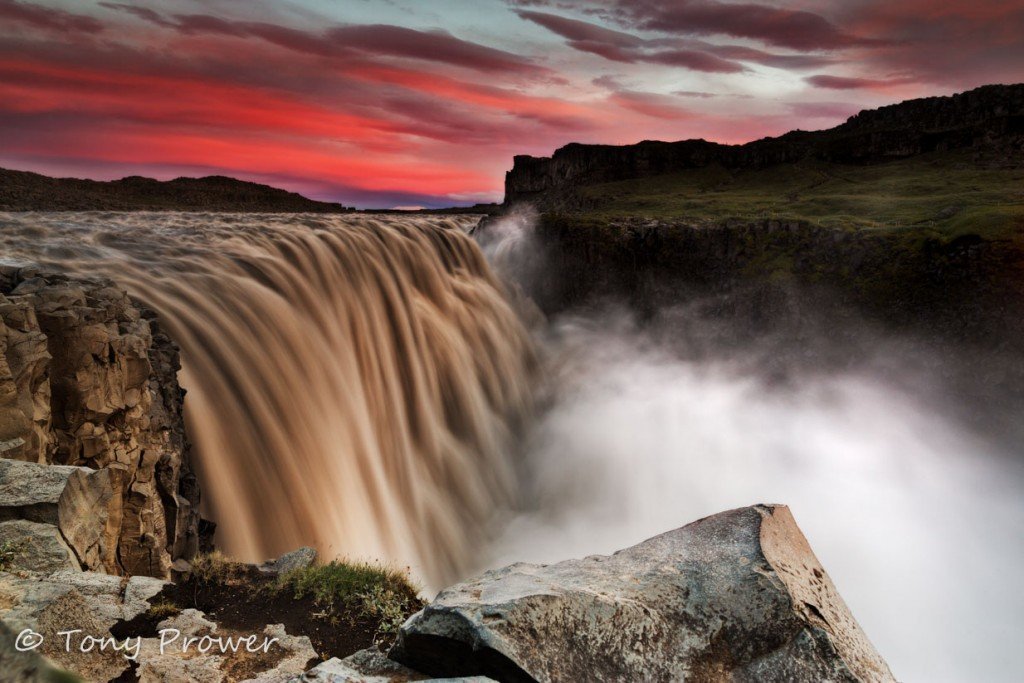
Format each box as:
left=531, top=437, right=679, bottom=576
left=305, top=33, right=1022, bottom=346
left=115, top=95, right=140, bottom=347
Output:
left=505, top=83, right=1024, bottom=209
left=0, top=169, right=353, bottom=212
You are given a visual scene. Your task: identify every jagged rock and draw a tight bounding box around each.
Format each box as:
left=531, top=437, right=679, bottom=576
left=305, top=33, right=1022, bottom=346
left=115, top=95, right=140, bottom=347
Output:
left=0, top=570, right=134, bottom=680
left=241, top=624, right=318, bottom=683
left=47, top=569, right=166, bottom=623
left=135, top=613, right=318, bottom=683
left=0, top=457, right=86, bottom=523
left=0, top=519, right=79, bottom=572
left=297, top=649, right=429, bottom=682
left=295, top=648, right=495, bottom=683
left=0, top=567, right=319, bottom=682
left=0, top=266, right=201, bottom=577
left=260, top=546, right=318, bottom=575
left=58, top=466, right=123, bottom=573
left=0, top=294, right=51, bottom=463
left=0, top=620, right=79, bottom=683
left=392, top=505, right=894, bottom=683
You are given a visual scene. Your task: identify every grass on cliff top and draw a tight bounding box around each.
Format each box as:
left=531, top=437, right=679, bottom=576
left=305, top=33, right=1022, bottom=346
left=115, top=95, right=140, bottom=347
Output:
left=126, top=552, right=424, bottom=659
left=577, top=151, right=1024, bottom=240
left=274, top=559, right=422, bottom=636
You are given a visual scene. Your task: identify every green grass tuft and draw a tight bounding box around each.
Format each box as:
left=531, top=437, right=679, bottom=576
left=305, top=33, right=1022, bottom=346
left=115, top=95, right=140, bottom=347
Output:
left=275, top=560, right=422, bottom=638
left=144, top=598, right=182, bottom=620
left=188, top=551, right=246, bottom=584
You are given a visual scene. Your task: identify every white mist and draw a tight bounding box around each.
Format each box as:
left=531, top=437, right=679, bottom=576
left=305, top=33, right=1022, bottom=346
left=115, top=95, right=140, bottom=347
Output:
left=479, top=215, right=1024, bottom=683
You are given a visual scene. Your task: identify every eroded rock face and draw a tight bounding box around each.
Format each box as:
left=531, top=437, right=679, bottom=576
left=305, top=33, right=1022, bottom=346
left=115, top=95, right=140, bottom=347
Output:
left=0, top=265, right=200, bottom=577
left=392, top=505, right=895, bottom=683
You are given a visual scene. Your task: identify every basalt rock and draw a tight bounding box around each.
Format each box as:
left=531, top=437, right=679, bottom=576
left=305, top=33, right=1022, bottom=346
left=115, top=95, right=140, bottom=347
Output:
left=0, top=265, right=201, bottom=577
left=392, top=505, right=894, bottom=683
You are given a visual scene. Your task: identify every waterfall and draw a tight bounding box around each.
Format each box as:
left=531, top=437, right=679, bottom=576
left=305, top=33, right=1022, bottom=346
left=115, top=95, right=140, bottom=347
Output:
left=0, top=212, right=536, bottom=588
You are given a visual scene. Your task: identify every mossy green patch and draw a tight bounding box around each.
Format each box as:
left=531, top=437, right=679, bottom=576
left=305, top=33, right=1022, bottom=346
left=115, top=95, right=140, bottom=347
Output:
left=577, top=152, right=1024, bottom=241
left=274, top=560, right=421, bottom=637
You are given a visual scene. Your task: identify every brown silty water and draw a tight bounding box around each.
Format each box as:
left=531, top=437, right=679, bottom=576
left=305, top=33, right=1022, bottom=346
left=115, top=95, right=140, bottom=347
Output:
left=0, top=211, right=537, bottom=588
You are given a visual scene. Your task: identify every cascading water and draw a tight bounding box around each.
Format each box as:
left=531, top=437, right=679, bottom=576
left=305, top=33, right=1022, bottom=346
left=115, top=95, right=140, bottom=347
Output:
left=0, top=212, right=536, bottom=588
left=4, top=210, right=1024, bottom=681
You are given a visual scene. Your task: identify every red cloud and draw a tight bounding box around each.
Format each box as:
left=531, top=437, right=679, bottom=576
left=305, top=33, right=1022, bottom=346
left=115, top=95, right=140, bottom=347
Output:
left=0, top=0, right=1020, bottom=207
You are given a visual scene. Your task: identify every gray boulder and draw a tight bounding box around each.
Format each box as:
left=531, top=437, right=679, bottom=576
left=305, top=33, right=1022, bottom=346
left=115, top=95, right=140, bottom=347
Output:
left=260, top=546, right=318, bottom=575
left=296, top=647, right=495, bottom=682
left=392, top=505, right=894, bottom=682
left=0, top=519, right=79, bottom=572
left=0, top=457, right=86, bottom=524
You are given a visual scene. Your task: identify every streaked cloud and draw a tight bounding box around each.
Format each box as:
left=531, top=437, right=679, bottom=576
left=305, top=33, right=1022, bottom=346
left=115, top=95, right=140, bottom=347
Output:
left=0, top=0, right=1019, bottom=207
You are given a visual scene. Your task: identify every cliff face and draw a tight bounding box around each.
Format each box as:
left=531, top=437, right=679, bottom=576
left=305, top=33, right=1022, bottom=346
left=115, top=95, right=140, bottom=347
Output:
left=520, top=215, right=1024, bottom=340
left=505, top=83, right=1024, bottom=209
left=0, top=265, right=200, bottom=577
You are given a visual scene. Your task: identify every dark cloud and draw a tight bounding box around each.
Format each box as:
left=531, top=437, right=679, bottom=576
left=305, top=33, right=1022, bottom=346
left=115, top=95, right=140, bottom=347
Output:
left=328, top=25, right=544, bottom=74
left=0, top=0, right=104, bottom=34
left=706, top=44, right=837, bottom=70
left=616, top=1, right=881, bottom=51
left=100, top=5, right=546, bottom=76
left=98, top=3, right=177, bottom=29
left=519, top=9, right=834, bottom=72
left=518, top=9, right=643, bottom=48
left=519, top=10, right=743, bottom=72
left=805, top=74, right=912, bottom=90
left=840, top=0, right=1024, bottom=90
left=643, top=48, right=744, bottom=73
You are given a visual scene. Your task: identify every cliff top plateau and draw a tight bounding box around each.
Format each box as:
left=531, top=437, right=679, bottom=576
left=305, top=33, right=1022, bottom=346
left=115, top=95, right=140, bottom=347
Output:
left=505, top=83, right=1024, bottom=234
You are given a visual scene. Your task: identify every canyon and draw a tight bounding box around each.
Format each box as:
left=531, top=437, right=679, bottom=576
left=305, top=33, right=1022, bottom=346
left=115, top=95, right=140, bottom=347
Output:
left=2, top=84, right=1024, bottom=682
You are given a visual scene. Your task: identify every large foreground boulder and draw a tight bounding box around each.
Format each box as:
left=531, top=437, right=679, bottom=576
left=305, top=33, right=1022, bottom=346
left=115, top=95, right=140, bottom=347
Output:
left=392, top=505, right=894, bottom=682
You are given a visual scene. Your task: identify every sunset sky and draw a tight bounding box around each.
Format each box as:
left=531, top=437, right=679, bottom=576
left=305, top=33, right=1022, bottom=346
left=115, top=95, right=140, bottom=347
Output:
left=1, top=0, right=1022, bottom=208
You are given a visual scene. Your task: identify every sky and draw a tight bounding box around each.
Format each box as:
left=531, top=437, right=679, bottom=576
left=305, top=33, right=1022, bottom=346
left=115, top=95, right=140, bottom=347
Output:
left=1, top=0, right=1022, bottom=208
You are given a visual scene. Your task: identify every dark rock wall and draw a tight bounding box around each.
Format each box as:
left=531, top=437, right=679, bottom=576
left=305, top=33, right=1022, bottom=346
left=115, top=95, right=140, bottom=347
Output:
left=0, top=265, right=199, bottom=577
left=480, top=214, right=1024, bottom=438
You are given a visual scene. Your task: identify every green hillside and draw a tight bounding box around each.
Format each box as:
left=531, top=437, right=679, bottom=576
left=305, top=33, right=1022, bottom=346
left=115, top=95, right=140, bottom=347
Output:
left=578, top=151, right=1024, bottom=240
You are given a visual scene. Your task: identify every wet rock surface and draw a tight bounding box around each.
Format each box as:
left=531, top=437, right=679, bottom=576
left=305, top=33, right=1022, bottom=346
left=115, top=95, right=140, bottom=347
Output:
left=392, top=505, right=894, bottom=683
left=0, top=266, right=200, bottom=577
